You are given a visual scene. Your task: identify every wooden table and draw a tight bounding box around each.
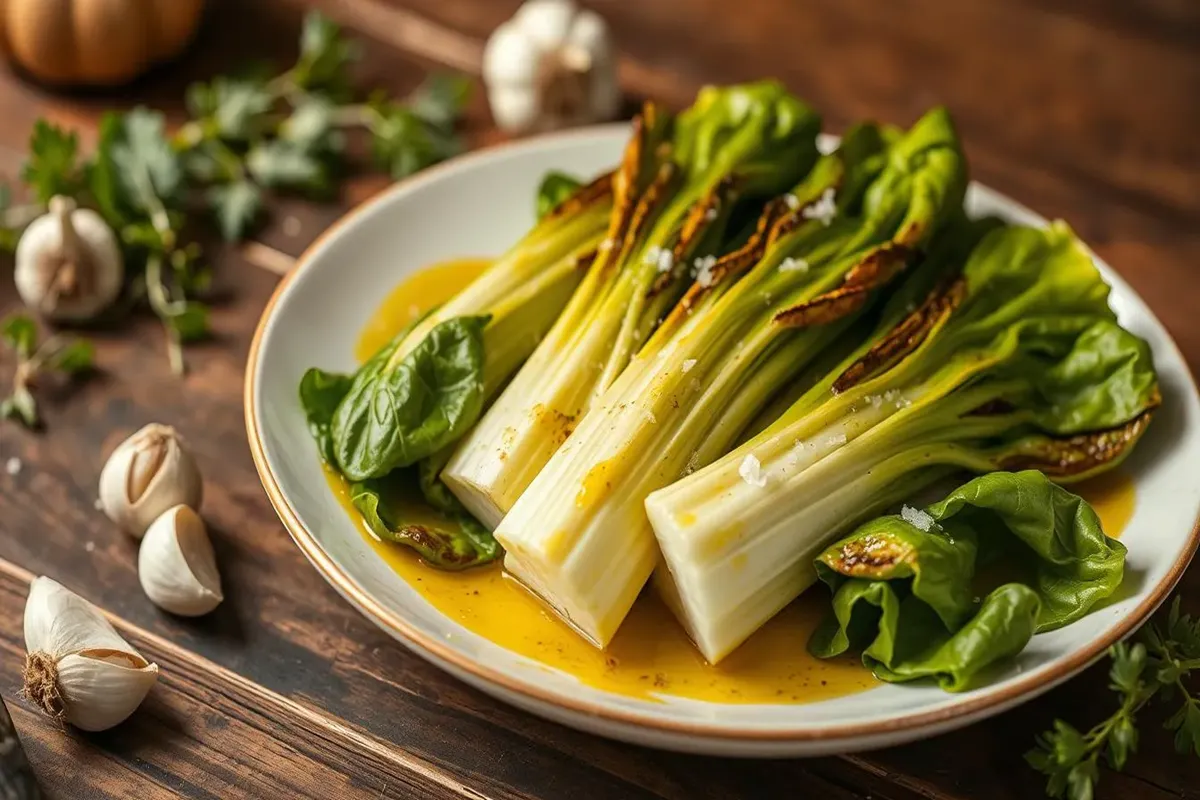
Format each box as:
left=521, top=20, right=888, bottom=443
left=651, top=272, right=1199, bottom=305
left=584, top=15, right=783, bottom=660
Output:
left=1, top=0, right=1197, bottom=797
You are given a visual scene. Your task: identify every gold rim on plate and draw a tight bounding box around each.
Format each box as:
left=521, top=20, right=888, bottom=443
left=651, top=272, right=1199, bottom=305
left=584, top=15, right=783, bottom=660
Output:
left=244, top=125, right=1200, bottom=743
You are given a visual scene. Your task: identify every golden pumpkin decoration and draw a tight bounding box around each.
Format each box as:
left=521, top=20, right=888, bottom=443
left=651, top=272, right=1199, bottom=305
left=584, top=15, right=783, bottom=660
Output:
left=0, top=0, right=206, bottom=86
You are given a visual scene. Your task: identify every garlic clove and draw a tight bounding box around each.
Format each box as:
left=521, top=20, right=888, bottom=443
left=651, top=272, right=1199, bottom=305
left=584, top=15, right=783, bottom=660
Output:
left=138, top=505, right=223, bottom=617
left=99, top=423, right=203, bottom=538
left=24, top=576, right=134, bottom=658
left=488, top=84, right=544, bottom=134
left=51, top=650, right=159, bottom=732
left=514, top=0, right=576, bottom=49
left=22, top=576, right=160, bottom=732
left=484, top=22, right=542, bottom=86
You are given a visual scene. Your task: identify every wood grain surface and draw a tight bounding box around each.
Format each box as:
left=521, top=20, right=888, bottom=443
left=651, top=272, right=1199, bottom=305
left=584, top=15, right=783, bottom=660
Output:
left=0, top=0, right=1197, bottom=798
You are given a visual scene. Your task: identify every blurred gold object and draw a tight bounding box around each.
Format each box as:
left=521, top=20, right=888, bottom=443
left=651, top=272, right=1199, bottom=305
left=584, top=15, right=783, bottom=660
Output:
left=0, top=0, right=205, bottom=86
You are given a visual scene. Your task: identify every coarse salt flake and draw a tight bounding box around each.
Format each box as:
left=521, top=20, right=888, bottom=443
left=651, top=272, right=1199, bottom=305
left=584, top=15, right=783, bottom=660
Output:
left=779, top=257, right=809, bottom=273
left=704, top=207, right=719, bottom=221
left=682, top=358, right=697, bottom=374
left=802, top=188, right=838, bottom=226
left=643, top=245, right=663, bottom=265
left=656, top=248, right=674, bottom=273
left=738, top=454, right=767, bottom=488
left=784, top=193, right=801, bottom=211
left=901, top=504, right=936, bottom=532
left=694, top=255, right=718, bottom=287
left=826, top=432, right=848, bottom=446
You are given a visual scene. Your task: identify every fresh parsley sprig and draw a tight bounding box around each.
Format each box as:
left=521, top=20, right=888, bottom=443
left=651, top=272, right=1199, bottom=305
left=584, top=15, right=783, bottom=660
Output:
left=0, top=11, right=468, bottom=380
left=0, top=314, right=93, bottom=428
left=1028, top=596, right=1200, bottom=799
left=175, top=12, right=470, bottom=240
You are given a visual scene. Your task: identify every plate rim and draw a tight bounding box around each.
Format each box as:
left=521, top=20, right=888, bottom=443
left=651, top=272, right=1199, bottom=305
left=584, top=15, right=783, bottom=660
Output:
left=244, top=123, right=1200, bottom=744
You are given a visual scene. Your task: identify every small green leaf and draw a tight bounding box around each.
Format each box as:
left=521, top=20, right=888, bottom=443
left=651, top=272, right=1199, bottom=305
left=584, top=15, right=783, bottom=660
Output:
left=1065, top=760, right=1096, bottom=800
left=280, top=98, right=337, bottom=151
left=408, top=73, right=471, bottom=129
left=246, top=140, right=328, bottom=191
left=167, top=303, right=210, bottom=343
left=22, top=120, right=81, bottom=203
left=87, top=113, right=128, bottom=227
left=207, top=77, right=273, bottom=139
left=1108, top=642, right=1147, bottom=695
left=209, top=180, right=263, bottom=241
left=1166, top=700, right=1200, bottom=756
left=1106, top=714, right=1137, bottom=770
left=111, top=108, right=184, bottom=211
left=292, top=11, right=358, bottom=95
left=1, top=386, right=39, bottom=428
left=47, top=340, right=95, bottom=374
left=1, top=315, right=38, bottom=359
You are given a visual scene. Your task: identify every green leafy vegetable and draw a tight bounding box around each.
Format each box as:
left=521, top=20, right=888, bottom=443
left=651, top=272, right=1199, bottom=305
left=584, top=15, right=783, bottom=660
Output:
left=23, top=121, right=83, bottom=203
left=351, top=473, right=500, bottom=569
left=1028, top=596, right=1200, bottom=799
left=647, top=219, right=1159, bottom=663
left=332, top=315, right=490, bottom=481
left=299, top=367, right=355, bottom=464
left=537, top=171, right=583, bottom=219
left=1, top=314, right=93, bottom=428
left=808, top=471, right=1124, bottom=689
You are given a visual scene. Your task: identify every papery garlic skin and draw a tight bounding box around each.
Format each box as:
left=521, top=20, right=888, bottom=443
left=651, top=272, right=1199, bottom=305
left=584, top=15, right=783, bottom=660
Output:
left=484, top=0, right=620, bottom=133
left=99, top=423, right=203, bottom=538
left=23, top=577, right=159, bottom=732
left=138, top=505, right=223, bottom=617
left=14, top=196, right=124, bottom=322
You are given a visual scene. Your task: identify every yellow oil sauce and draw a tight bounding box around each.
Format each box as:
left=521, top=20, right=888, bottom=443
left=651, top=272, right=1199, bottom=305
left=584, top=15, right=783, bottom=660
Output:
left=1074, top=470, right=1136, bottom=539
left=336, top=260, right=1138, bottom=705
left=326, top=468, right=872, bottom=703
left=354, top=258, right=492, bottom=362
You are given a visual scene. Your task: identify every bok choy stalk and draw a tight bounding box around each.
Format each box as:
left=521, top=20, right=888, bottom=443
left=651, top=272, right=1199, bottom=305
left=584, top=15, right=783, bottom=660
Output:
left=442, top=82, right=823, bottom=528
left=493, top=108, right=969, bottom=648
left=646, top=222, right=1160, bottom=664
left=809, top=470, right=1126, bottom=690
left=328, top=171, right=615, bottom=482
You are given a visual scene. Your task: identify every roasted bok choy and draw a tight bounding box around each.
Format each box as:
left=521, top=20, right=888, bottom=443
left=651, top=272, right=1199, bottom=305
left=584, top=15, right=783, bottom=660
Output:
left=494, top=106, right=968, bottom=647
left=646, top=222, right=1159, bottom=663
left=442, top=83, right=823, bottom=529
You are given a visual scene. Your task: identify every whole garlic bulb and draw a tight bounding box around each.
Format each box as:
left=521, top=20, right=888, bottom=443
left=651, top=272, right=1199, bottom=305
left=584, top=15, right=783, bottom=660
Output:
left=14, top=195, right=124, bottom=322
left=23, top=576, right=159, bottom=732
left=99, top=423, right=203, bottom=539
left=138, top=505, right=223, bottom=617
left=483, top=0, right=620, bottom=134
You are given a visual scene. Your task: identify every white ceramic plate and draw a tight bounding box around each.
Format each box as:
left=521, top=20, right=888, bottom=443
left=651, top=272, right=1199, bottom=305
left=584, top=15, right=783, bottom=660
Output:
left=246, top=124, right=1200, bottom=757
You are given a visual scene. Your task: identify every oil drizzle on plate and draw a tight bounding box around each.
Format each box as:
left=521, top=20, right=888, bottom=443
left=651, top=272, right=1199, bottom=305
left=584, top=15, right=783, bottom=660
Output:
left=334, top=259, right=1137, bottom=704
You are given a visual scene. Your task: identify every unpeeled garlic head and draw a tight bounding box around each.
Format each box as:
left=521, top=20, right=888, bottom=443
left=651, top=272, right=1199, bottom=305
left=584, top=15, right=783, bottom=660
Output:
left=23, top=577, right=159, bottom=732
left=99, top=423, right=203, bottom=538
left=14, top=195, right=124, bottom=322
left=138, top=505, right=223, bottom=617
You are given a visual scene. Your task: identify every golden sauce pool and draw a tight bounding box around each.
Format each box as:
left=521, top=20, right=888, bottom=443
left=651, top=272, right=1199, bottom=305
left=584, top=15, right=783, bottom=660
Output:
left=335, top=259, right=1138, bottom=704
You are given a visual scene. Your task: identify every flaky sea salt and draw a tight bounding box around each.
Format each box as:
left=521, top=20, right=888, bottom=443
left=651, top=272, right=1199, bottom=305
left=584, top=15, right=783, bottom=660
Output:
left=901, top=504, right=935, bottom=532
left=705, top=207, right=719, bottom=221
left=825, top=432, right=848, bottom=447
left=802, top=188, right=838, bottom=226
left=738, top=454, right=768, bottom=488
left=643, top=245, right=663, bottom=265
left=784, top=193, right=801, bottom=211
left=656, top=248, right=674, bottom=273
left=694, top=255, right=718, bottom=287
left=682, top=358, right=697, bottom=374
left=779, top=257, right=809, bottom=274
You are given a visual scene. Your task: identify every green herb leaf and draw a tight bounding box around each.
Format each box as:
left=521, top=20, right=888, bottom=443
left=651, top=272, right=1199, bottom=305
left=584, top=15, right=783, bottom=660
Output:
left=111, top=108, right=184, bottom=212
left=23, top=120, right=81, bottom=202
left=246, top=140, right=328, bottom=191
left=209, top=180, right=263, bottom=240
left=292, top=11, right=358, bottom=95
left=1, top=315, right=38, bottom=359
left=87, top=113, right=129, bottom=227
left=189, top=76, right=273, bottom=140
left=408, top=73, right=472, bottom=129
left=167, top=302, right=210, bottom=343
left=0, top=387, right=38, bottom=428
left=280, top=97, right=339, bottom=152
left=47, top=340, right=95, bottom=374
